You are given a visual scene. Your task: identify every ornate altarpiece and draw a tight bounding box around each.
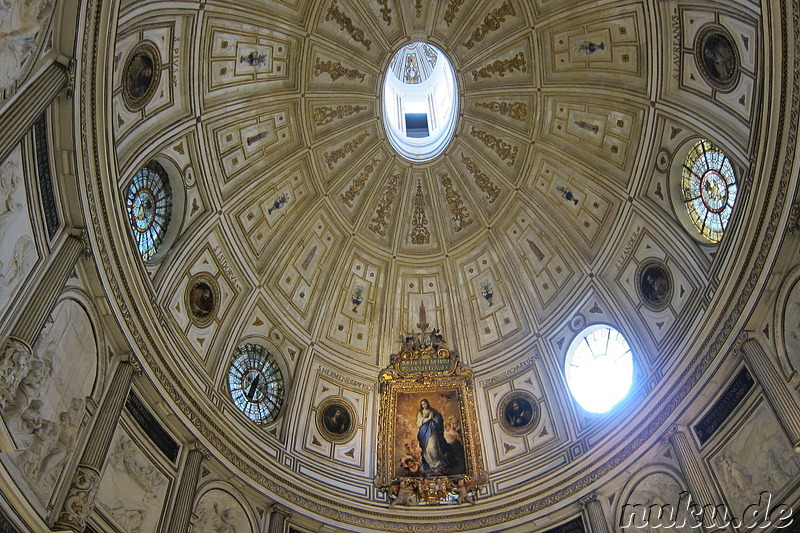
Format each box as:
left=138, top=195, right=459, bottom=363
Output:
left=375, top=323, right=488, bottom=506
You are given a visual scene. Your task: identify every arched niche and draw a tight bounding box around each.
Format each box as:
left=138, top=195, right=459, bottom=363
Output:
left=616, top=467, right=698, bottom=532
left=192, top=485, right=256, bottom=533
left=773, top=265, right=800, bottom=379
left=4, top=294, right=102, bottom=508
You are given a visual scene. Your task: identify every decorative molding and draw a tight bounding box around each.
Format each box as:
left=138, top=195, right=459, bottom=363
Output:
left=439, top=173, right=472, bottom=232
left=314, top=58, right=366, bottom=82
left=340, top=158, right=380, bottom=207
left=368, top=173, right=401, bottom=236
left=313, top=104, right=367, bottom=126
left=410, top=181, right=430, bottom=245
left=271, top=503, right=293, bottom=518
left=474, top=101, right=527, bottom=121
left=462, top=1, right=516, bottom=49
left=470, top=127, right=518, bottom=165
left=323, top=132, right=369, bottom=169
left=55, top=464, right=101, bottom=532
left=472, top=52, right=526, bottom=81
left=326, top=0, right=371, bottom=51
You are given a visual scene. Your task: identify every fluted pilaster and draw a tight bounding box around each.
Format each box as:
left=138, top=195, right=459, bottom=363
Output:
left=740, top=339, right=800, bottom=450
left=665, top=426, right=720, bottom=530
left=166, top=444, right=207, bottom=533
left=578, top=492, right=610, bottom=533
left=268, top=504, right=293, bottom=533
left=4, top=234, right=86, bottom=353
left=54, top=357, right=138, bottom=531
left=0, top=61, right=69, bottom=164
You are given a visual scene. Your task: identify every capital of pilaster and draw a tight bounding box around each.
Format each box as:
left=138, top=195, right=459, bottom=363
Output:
left=271, top=503, right=293, bottom=519
left=54, top=464, right=101, bottom=532
left=577, top=492, right=599, bottom=509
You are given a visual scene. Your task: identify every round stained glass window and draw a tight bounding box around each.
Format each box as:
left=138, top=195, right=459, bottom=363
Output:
left=382, top=42, right=458, bottom=162
left=681, top=140, right=737, bottom=243
left=228, top=343, right=285, bottom=424
left=565, top=325, right=634, bottom=414
left=126, top=161, right=172, bottom=261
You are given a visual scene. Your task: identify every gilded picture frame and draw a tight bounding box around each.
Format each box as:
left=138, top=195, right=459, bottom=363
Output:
left=376, top=343, right=487, bottom=506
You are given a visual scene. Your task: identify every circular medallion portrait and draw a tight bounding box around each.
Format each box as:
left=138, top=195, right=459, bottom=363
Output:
left=498, top=391, right=540, bottom=435
left=123, top=41, right=161, bottom=110
left=184, top=274, right=218, bottom=327
left=317, top=397, right=356, bottom=443
left=695, top=26, right=739, bottom=92
left=637, top=260, right=672, bottom=311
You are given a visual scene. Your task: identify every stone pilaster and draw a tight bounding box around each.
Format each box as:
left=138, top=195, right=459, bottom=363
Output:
left=268, top=504, right=293, bottom=533
left=3, top=233, right=87, bottom=353
left=166, top=443, right=207, bottom=533
left=578, top=492, right=610, bottom=533
left=0, top=61, right=69, bottom=164
left=0, top=234, right=87, bottom=410
left=665, top=426, right=720, bottom=530
left=54, top=357, right=139, bottom=531
left=740, top=339, right=800, bottom=451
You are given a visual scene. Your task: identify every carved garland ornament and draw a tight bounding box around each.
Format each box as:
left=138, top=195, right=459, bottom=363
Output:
left=461, top=154, right=500, bottom=202
left=340, top=158, right=380, bottom=207
left=314, top=58, right=366, bottom=82
left=472, top=52, right=527, bottom=81
left=313, top=104, right=368, bottom=126
left=368, top=173, right=401, bottom=236
left=326, top=0, right=372, bottom=51
left=462, top=0, right=516, bottom=49
left=55, top=464, right=101, bottom=531
left=439, top=173, right=473, bottom=232
left=324, top=131, right=369, bottom=169
left=410, top=181, right=430, bottom=245
left=474, top=100, right=527, bottom=121
left=470, top=127, right=519, bottom=165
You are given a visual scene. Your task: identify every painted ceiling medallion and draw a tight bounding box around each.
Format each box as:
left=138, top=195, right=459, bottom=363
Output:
left=185, top=273, right=218, bottom=327
left=317, top=396, right=357, bottom=443
left=695, top=25, right=740, bottom=92
left=498, top=390, right=540, bottom=436
left=122, top=40, right=161, bottom=110
left=636, top=259, right=672, bottom=311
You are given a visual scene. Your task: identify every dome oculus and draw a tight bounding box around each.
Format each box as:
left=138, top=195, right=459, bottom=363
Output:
left=125, top=160, right=172, bottom=261
left=681, top=140, right=737, bottom=243
left=382, top=42, right=457, bottom=162
left=228, top=343, right=285, bottom=424
left=565, top=325, right=634, bottom=414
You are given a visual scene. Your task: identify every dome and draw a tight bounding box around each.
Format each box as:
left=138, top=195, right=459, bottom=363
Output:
left=1, top=0, right=800, bottom=532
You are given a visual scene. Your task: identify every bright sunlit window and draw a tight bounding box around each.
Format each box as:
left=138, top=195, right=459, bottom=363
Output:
left=382, top=42, right=457, bottom=162
left=565, top=325, right=633, bottom=414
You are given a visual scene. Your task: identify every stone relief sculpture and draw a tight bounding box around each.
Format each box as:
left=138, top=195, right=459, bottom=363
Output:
left=712, top=403, right=800, bottom=512
left=1, top=299, right=96, bottom=505
left=0, top=0, right=55, bottom=96
left=97, top=431, right=168, bottom=533
left=0, top=146, right=37, bottom=316
left=783, top=280, right=800, bottom=373
left=192, top=488, right=253, bottom=533
left=619, top=471, right=697, bottom=532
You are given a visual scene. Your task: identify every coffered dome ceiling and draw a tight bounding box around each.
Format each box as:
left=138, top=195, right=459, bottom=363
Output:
left=77, top=0, right=783, bottom=529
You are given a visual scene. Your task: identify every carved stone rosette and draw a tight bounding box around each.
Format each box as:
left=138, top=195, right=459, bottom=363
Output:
left=55, top=464, right=101, bottom=532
